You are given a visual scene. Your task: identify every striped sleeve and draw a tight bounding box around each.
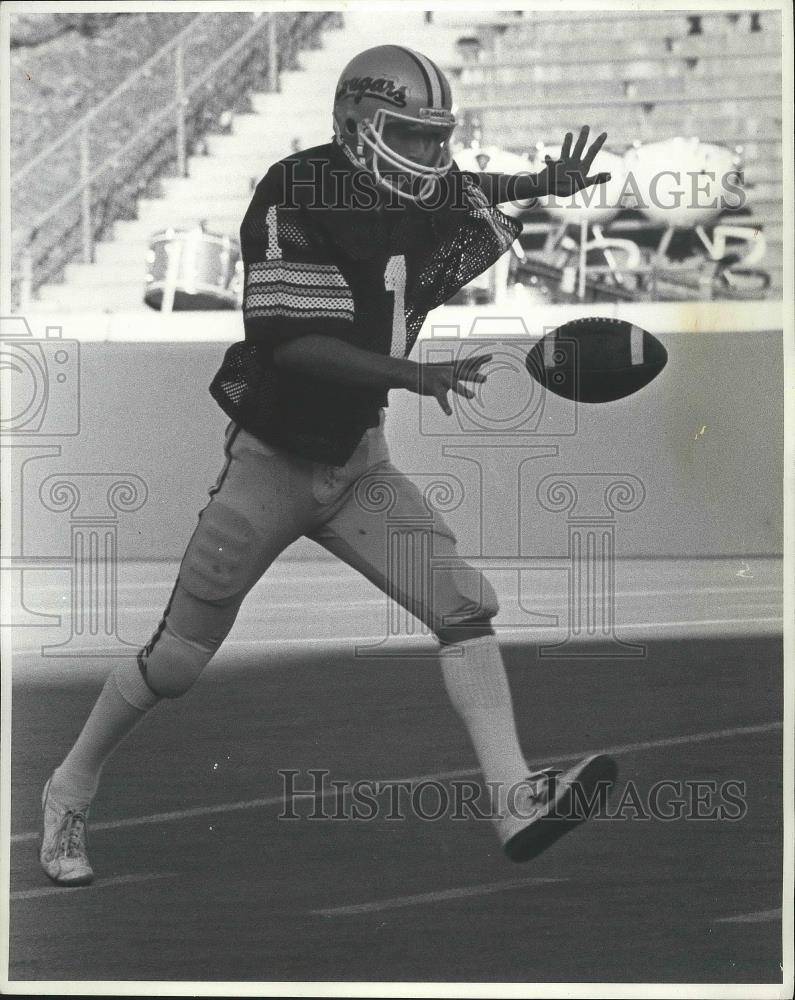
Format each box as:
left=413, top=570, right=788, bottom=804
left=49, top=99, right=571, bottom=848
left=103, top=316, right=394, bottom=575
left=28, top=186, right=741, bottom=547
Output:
left=240, top=175, right=355, bottom=346
left=245, top=259, right=354, bottom=324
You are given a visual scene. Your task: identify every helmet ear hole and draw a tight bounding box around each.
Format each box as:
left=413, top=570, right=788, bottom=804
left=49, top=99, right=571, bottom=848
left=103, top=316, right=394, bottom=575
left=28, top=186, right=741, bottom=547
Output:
left=344, top=117, right=357, bottom=136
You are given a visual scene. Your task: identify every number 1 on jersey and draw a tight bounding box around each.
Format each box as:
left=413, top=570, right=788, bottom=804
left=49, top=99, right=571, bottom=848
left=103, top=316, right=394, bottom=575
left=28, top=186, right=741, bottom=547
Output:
left=384, top=255, right=407, bottom=358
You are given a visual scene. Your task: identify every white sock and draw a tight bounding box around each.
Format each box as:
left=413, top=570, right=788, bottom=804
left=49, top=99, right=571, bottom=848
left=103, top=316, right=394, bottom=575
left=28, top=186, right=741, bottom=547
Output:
left=439, top=634, right=528, bottom=824
left=49, top=658, right=161, bottom=809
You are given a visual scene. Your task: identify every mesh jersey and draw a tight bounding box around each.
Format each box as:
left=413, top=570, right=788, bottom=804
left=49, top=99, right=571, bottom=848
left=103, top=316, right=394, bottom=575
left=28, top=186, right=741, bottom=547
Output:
left=210, top=141, right=521, bottom=465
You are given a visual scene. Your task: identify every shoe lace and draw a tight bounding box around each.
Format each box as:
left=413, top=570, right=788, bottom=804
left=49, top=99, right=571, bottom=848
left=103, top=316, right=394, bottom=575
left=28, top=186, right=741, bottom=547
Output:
left=59, top=811, right=88, bottom=858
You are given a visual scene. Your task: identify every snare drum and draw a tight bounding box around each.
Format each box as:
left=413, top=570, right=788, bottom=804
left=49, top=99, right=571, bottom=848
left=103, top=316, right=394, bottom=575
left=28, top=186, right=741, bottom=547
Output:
left=623, top=137, right=742, bottom=228
left=145, top=228, right=243, bottom=311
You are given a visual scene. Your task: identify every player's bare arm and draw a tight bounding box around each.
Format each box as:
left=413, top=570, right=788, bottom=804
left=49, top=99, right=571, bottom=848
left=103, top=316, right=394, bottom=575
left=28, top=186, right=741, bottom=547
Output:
left=272, top=335, right=417, bottom=391
left=273, top=335, right=492, bottom=415
left=476, top=125, right=611, bottom=205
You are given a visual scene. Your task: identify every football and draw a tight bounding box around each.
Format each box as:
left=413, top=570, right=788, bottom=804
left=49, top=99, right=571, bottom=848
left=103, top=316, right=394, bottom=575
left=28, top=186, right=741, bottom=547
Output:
left=525, top=317, right=668, bottom=403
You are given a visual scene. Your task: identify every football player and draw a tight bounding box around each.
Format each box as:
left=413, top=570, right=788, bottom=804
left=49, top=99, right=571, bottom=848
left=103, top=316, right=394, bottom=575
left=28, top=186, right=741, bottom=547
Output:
left=41, top=45, right=616, bottom=886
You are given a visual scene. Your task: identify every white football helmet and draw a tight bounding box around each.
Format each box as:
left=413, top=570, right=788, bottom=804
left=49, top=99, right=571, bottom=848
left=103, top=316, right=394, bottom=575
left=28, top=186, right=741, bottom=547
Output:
left=332, top=44, right=457, bottom=204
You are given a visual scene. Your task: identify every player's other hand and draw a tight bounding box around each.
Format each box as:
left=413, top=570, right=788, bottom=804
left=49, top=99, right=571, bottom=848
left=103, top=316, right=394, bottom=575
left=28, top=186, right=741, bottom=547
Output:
left=540, top=126, right=611, bottom=197
left=418, top=353, right=492, bottom=416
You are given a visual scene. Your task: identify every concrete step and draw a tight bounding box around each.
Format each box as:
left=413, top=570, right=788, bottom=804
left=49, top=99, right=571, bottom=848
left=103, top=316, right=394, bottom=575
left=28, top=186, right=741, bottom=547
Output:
left=503, top=16, right=703, bottom=41
left=64, top=261, right=148, bottom=286
left=267, top=86, right=335, bottom=108
left=186, top=155, right=266, bottom=185
left=461, top=79, right=628, bottom=101
left=204, top=131, right=332, bottom=160
left=466, top=71, right=779, bottom=100
left=248, top=91, right=285, bottom=114
left=246, top=83, right=332, bottom=113
left=536, top=20, right=672, bottom=49
left=479, top=97, right=781, bottom=119
left=303, top=23, right=379, bottom=48
left=35, top=280, right=148, bottom=312
left=277, top=68, right=326, bottom=91
left=135, top=195, right=249, bottom=226
left=499, top=115, right=781, bottom=146
left=94, top=239, right=153, bottom=266
left=296, top=48, right=361, bottom=73
left=629, top=76, right=781, bottom=100
left=313, top=10, right=462, bottom=63
left=461, top=55, right=781, bottom=82
left=671, top=32, right=781, bottom=57
left=160, top=174, right=254, bottom=200
left=202, top=133, right=286, bottom=158
left=229, top=111, right=330, bottom=138
left=113, top=217, right=241, bottom=242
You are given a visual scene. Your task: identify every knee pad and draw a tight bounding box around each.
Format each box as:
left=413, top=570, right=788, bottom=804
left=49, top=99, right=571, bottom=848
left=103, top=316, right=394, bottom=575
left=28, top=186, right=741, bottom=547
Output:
left=435, top=573, right=499, bottom=646
left=139, top=623, right=214, bottom=699
left=180, top=501, right=259, bottom=604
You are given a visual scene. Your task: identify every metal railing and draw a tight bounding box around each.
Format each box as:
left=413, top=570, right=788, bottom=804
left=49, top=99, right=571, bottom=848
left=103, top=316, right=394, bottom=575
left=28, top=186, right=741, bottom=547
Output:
left=9, top=11, right=337, bottom=309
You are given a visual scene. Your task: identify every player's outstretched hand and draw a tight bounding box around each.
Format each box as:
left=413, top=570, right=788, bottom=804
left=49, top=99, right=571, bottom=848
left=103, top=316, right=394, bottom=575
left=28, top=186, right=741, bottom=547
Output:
left=418, top=353, right=492, bottom=416
left=540, top=126, right=611, bottom=197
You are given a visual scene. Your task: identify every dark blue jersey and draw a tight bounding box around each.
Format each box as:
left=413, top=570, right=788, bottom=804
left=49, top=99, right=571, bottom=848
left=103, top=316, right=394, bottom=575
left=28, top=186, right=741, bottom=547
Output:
left=210, top=140, right=520, bottom=465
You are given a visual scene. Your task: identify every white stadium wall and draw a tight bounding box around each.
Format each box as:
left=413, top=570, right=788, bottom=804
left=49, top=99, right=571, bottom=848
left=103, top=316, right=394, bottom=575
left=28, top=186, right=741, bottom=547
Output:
left=3, top=305, right=784, bottom=567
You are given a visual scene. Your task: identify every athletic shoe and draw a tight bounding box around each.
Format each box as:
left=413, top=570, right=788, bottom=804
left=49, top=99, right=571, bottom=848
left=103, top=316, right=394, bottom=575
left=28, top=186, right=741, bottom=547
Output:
left=39, top=776, right=94, bottom=886
left=502, top=753, right=618, bottom=862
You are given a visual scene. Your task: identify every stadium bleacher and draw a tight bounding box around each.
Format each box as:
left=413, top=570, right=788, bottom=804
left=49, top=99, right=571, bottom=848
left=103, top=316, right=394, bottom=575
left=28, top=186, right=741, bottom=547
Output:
left=11, top=7, right=784, bottom=310
left=448, top=8, right=782, bottom=298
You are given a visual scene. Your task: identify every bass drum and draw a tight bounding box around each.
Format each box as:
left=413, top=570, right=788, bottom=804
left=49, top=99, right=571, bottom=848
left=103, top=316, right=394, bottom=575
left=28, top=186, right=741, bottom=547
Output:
left=623, top=137, right=742, bottom=228
left=145, top=228, right=243, bottom=311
